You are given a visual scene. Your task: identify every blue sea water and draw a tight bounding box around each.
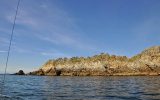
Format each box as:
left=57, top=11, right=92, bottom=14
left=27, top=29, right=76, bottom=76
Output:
left=0, top=75, right=160, bottom=100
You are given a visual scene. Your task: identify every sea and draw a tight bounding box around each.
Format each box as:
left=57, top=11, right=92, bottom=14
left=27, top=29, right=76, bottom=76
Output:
left=0, top=75, right=160, bottom=100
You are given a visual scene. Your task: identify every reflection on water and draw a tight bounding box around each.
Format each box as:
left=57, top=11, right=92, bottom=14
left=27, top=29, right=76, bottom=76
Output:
left=0, top=75, right=160, bottom=100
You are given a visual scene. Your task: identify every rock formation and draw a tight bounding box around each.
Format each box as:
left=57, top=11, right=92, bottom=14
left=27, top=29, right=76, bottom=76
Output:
left=14, top=70, right=25, bottom=75
left=29, top=46, right=160, bottom=76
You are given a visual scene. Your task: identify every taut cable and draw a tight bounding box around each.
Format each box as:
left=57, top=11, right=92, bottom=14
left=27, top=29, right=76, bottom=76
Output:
left=0, top=0, right=21, bottom=96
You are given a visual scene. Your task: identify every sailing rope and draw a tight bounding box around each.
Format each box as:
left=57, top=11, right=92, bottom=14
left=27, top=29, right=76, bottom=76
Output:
left=0, top=0, right=21, bottom=96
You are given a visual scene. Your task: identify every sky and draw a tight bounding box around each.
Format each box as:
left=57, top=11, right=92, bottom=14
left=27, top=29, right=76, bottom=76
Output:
left=0, top=0, right=160, bottom=73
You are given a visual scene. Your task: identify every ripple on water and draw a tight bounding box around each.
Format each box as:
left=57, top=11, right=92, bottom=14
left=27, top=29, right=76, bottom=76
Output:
left=0, top=75, right=160, bottom=100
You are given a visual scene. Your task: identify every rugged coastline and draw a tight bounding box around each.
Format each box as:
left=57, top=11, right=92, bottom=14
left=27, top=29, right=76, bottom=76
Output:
left=29, top=46, right=160, bottom=76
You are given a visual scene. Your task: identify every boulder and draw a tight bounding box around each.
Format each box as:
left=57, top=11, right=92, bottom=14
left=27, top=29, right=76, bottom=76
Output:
left=15, top=70, right=25, bottom=75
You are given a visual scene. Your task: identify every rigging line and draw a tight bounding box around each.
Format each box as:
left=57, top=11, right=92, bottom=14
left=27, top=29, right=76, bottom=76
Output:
left=0, top=0, right=21, bottom=95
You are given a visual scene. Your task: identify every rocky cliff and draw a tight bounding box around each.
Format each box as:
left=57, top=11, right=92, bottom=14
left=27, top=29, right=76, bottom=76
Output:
left=30, top=46, right=160, bottom=76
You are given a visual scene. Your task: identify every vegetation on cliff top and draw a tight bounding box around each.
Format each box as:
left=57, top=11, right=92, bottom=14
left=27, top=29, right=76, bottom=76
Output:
left=44, top=53, right=129, bottom=66
left=44, top=46, right=160, bottom=66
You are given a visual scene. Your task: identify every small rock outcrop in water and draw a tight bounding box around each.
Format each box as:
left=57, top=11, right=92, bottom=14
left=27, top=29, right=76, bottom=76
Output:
left=15, top=70, right=25, bottom=75
left=30, top=46, right=160, bottom=76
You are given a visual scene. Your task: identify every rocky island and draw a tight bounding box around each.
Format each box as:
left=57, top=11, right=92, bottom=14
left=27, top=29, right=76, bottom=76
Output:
left=29, top=46, right=160, bottom=76
left=14, top=70, right=25, bottom=75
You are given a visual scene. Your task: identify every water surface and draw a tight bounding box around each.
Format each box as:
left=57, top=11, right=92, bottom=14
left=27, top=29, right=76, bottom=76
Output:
left=0, top=75, right=160, bottom=100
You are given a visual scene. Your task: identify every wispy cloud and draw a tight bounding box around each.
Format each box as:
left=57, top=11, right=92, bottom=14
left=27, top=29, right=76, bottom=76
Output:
left=41, top=52, right=70, bottom=58
left=0, top=37, right=9, bottom=44
left=0, top=27, right=11, bottom=34
left=1, top=0, right=98, bottom=58
left=11, top=45, right=32, bottom=53
left=37, top=32, right=96, bottom=51
left=13, top=1, right=96, bottom=51
left=6, top=9, right=38, bottom=28
left=133, top=17, right=160, bottom=40
left=11, top=44, right=70, bottom=58
left=0, top=50, right=7, bottom=53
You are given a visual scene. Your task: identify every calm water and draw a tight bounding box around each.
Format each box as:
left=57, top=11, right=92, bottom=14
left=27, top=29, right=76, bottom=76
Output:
left=0, top=75, right=160, bottom=100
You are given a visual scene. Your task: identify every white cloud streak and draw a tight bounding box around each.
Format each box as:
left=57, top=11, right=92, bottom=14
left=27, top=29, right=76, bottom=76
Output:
left=2, top=0, right=97, bottom=57
left=0, top=50, right=7, bottom=53
left=41, top=52, right=70, bottom=58
left=133, top=17, right=160, bottom=40
left=0, top=37, right=9, bottom=44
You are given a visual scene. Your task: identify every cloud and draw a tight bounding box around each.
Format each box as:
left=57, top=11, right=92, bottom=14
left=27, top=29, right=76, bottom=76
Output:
left=6, top=10, right=38, bottom=28
left=0, top=36, right=18, bottom=51
left=40, top=4, right=48, bottom=9
left=133, top=17, right=160, bottom=39
left=0, top=37, right=11, bottom=49
left=12, top=45, right=32, bottom=53
left=41, top=52, right=69, bottom=57
left=0, top=27, right=11, bottom=34
left=125, top=17, right=160, bottom=50
left=0, top=37, right=9, bottom=44
left=2, top=0, right=98, bottom=56
left=0, top=50, right=7, bottom=53
left=37, top=32, right=96, bottom=51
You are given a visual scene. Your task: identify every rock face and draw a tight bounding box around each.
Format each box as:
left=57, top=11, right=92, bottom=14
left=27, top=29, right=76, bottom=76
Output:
left=30, top=46, right=160, bottom=76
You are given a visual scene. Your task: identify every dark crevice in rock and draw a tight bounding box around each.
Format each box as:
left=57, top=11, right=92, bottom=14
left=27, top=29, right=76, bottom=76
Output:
left=55, top=70, right=61, bottom=76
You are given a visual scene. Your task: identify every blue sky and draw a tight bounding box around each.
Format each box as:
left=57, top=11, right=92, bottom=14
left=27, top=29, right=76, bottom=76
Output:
left=0, top=0, right=160, bottom=73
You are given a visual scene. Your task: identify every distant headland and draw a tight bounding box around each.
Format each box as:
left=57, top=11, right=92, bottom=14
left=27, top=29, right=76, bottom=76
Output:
left=21, top=46, right=160, bottom=76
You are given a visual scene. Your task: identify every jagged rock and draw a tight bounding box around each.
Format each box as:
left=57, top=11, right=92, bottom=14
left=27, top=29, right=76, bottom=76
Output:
left=31, top=46, right=160, bottom=76
left=29, top=69, right=44, bottom=75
